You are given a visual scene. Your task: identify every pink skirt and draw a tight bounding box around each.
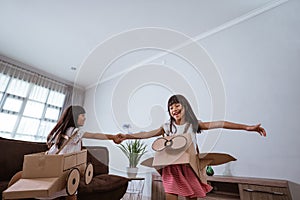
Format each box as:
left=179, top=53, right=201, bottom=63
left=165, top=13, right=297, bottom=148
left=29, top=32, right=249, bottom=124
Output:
left=162, top=164, right=212, bottom=198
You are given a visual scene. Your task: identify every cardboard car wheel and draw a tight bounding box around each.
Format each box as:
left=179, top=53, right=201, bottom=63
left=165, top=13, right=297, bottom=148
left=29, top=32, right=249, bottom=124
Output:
left=66, top=168, right=80, bottom=196
left=84, top=163, right=94, bottom=185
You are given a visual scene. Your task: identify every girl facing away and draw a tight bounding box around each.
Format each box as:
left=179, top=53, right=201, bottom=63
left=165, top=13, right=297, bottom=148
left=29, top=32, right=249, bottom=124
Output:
left=47, top=105, right=120, bottom=155
left=118, top=94, right=266, bottom=200
left=7, top=105, right=120, bottom=200
left=45, top=105, right=121, bottom=200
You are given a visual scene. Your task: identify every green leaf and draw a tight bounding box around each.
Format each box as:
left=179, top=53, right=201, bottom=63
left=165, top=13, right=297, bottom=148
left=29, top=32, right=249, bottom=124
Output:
left=118, top=139, right=148, bottom=167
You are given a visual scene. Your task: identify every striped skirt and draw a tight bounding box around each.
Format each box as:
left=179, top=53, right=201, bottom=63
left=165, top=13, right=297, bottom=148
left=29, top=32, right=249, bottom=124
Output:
left=162, top=164, right=212, bottom=198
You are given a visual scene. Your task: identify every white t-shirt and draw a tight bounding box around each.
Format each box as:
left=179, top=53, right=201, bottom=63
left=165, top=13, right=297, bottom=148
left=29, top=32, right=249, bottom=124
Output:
left=48, top=127, right=85, bottom=155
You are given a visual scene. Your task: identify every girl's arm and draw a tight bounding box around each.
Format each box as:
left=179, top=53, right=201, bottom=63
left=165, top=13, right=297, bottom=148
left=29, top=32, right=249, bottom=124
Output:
left=199, top=121, right=266, bottom=136
left=83, top=132, right=121, bottom=143
left=124, top=127, right=165, bottom=139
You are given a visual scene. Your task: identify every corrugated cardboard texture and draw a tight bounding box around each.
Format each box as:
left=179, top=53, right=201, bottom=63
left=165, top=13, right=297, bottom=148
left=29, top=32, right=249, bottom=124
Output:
left=144, top=133, right=236, bottom=184
left=22, top=150, right=87, bottom=178
left=22, top=153, right=64, bottom=178
left=152, top=133, right=197, bottom=166
left=3, top=150, right=88, bottom=199
left=152, top=133, right=202, bottom=179
left=3, top=177, right=63, bottom=199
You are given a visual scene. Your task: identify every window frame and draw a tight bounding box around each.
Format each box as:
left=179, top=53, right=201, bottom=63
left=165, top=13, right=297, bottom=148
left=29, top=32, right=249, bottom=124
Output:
left=0, top=61, right=69, bottom=142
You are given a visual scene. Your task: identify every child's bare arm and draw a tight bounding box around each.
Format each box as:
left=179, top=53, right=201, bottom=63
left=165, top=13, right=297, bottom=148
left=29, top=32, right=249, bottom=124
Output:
left=199, top=121, right=266, bottom=136
left=124, top=127, right=165, bottom=139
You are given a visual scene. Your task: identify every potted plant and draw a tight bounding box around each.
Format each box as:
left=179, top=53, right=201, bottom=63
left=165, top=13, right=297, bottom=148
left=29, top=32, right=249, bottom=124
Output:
left=118, top=139, right=147, bottom=177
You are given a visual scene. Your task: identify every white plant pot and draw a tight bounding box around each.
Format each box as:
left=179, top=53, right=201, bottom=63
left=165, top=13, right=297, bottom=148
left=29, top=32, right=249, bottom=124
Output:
left=126, top=167, right=138, bottom=178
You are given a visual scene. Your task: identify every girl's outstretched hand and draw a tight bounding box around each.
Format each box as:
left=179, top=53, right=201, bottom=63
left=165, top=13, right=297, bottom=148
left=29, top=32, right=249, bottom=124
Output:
left=113, top=134, right=125, bottom=144
left=113, top=133, right=127, bottom=144
left=246, top=123, right=267, bottom=137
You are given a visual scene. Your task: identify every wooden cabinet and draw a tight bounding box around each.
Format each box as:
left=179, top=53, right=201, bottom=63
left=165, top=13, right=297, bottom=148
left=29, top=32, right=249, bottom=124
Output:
left=207, top=176, right=300, bottom=200
left=239, top=183, right=289, bottom=200
left=151, top=174, right=165, bottom=200
left=152, top=174, right=300, bottom=200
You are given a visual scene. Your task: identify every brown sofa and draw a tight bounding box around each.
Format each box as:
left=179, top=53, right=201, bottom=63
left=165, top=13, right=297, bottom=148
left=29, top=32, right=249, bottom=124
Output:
left=0, top=137, right=128, bottom=200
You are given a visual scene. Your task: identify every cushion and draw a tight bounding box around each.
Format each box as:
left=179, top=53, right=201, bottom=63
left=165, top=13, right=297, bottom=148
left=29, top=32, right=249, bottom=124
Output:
left=78, top=174, right=128, bottom=193
left=85, top=146, right=109, bottom=175
left=0, top=137, right=47, bottom=181
left=0, top=181, right=8, bottom=195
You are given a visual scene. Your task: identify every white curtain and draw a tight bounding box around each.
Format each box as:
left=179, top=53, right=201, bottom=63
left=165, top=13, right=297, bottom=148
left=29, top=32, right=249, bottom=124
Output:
left=62, top=85, right=85, bottom=111
left=0, top=59, right=80, bottom=141
left=0, top=60, right=68, bottom=99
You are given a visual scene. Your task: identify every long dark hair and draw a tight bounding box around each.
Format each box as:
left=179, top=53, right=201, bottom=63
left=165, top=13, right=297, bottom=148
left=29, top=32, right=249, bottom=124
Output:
left=46, top=105, right=85, bottom=148
left=167, top=94, right=201, bottom=133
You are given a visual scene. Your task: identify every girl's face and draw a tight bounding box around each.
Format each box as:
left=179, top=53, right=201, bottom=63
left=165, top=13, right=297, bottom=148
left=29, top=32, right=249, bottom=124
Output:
left=169, top=103, right=185, bottom=124
left=77, top=113, right=86, bottom=127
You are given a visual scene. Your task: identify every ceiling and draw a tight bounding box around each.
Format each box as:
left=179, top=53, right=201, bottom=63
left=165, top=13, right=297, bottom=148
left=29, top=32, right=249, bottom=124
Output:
left=0, top=0, right=278, bottom=88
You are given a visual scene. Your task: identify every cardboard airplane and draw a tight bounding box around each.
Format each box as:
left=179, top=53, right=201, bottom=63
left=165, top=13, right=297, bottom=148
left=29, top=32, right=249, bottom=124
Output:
left=141, top=133, right=236, bottom=183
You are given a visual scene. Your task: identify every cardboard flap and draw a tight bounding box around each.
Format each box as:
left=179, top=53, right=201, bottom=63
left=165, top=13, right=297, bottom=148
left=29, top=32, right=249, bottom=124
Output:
left=198, top=153, right=236, bottom=166
left=3, top=177, right=60, bottom=199
left=141, top=157, right=154, bottom=168
left=141, top=157, right=164, bottom=170
left=199, top=159, right=213, bottom=170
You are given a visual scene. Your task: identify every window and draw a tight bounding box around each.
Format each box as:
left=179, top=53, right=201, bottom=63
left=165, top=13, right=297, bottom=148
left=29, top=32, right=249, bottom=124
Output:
left=0, top=60, right=69, bottom=142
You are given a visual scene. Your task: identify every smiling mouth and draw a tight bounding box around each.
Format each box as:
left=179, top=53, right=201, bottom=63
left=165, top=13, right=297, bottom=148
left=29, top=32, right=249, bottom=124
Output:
left=172, top=110, right=181, bottom=117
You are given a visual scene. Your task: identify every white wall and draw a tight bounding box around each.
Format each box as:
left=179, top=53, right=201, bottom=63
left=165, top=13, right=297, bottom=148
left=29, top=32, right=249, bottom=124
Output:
left=199, top=0, right=300, bottom=182
left=82, top=0, right=300, bottom=198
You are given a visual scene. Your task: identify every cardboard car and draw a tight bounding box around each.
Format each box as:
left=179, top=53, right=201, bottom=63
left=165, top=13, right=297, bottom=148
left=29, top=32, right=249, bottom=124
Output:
left=3, top=149, right=93, bottom=199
